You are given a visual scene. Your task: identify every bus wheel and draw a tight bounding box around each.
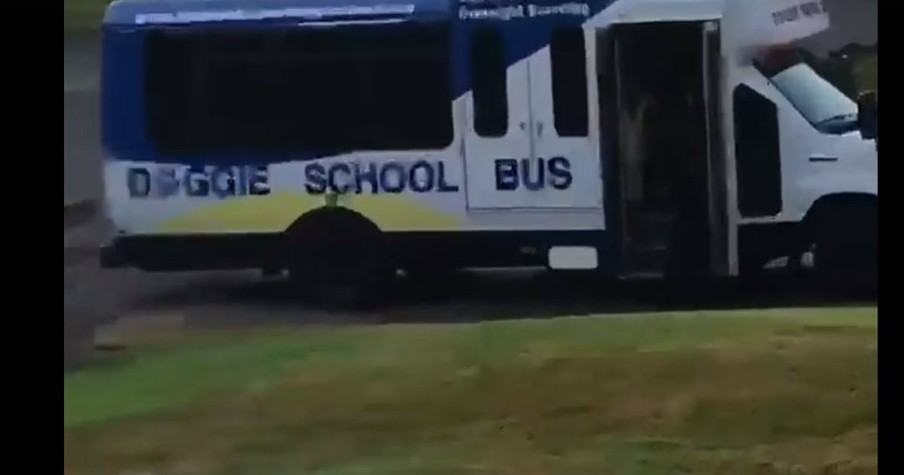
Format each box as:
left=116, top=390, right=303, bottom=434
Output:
left=812, top=205, right=877, bottom=294
left=289, top=239, right=391, bottom=311
left=286, top=215, right=393, bottom=311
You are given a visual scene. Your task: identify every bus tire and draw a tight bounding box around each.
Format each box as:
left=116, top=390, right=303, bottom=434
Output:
left=812, top=204, right=877, bottom=294
left=285, top=210, right=393, bottom=311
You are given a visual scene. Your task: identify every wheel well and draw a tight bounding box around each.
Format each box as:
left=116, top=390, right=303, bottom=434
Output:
left=284, top=206, right=382, bottom=245
left=282, top=207, right=392, bottom=310
left=801, top=193, right=877, bottom=243
left=739, top=194, right=877, bottom=276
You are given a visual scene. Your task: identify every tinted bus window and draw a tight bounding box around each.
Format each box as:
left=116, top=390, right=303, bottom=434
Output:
left=470, top=29, right=508, bottom=138
left=145, top=25, right=454, bottom=155
left=550, top=28, right=589, bottom=137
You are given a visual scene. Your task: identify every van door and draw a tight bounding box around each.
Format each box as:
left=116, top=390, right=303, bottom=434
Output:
left=463, top=28, right=601, bottom=211
left=719, top=0, right=832, bottom=275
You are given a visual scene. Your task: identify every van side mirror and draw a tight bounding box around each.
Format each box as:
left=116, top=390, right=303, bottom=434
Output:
left=857, top=91, right=878, bottom=140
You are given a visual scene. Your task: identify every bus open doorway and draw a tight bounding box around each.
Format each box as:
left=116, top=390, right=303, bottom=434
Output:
left=599, top=21, right=721, bottom=281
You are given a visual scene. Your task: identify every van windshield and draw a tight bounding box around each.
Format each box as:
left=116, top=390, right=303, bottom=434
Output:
left=753, top=45, right=859, bottom=135
left=768, top=63, right=858, bottom=134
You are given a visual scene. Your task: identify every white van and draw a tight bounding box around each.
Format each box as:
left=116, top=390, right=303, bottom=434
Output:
left=99, top=0, right=878, bottom=307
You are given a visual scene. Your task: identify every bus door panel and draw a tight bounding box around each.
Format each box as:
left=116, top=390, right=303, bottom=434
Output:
left=463, top=27, right=533, bottom=210
left=463, top=26, right=601, bottom=211
left=528, top=28, right=603, bottom=211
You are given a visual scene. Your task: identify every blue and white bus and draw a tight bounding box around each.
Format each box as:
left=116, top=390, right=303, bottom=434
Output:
left=99, top=0, right=878, bottom=307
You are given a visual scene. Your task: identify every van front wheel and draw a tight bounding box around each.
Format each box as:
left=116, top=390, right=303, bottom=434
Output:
left=812, top=205, right=877, bottom=294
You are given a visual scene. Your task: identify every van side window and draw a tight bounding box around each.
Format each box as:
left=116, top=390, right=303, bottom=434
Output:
left=471, top=29, right=508, bottom=138
left=733, top=84, right=782, bottom=217
left=550, top=28, right=589, bottom=137
left=145, top=26, right=453, bottom=155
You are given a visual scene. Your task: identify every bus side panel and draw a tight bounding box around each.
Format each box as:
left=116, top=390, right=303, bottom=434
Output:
left=103, top=23, right=609, bottom=238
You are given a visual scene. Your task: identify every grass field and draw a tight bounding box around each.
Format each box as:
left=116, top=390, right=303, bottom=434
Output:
left=65, top=307, right=877, bottom=475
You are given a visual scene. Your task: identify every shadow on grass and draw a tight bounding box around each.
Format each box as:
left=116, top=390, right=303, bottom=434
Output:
left=128, top=269, right=876, bottom=328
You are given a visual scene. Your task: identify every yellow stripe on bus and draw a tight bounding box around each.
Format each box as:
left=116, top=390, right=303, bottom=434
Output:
left=157, top=191, right=464, bottom=234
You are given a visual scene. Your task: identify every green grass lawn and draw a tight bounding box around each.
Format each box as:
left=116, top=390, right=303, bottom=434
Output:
left=65, top=308, right=877, bottom=475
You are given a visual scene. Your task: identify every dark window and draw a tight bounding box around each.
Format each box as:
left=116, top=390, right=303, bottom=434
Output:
left=470, top=28, right=508, bottom=137
left=550, top=28, right=589, bottom=137
left=733, top=84, right=782, bottom=217
left=144, top=25, right=453, bottom=155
